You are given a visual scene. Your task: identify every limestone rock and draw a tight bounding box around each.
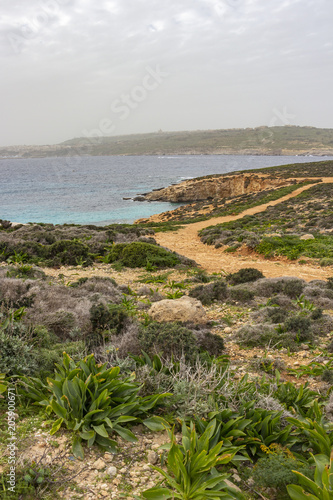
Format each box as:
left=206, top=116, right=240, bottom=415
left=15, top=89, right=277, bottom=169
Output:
left=147, top=451, right=159, bottom=465
left=107, top=466, right=117, bottom=478
left=300, top=234, right=315, bottom=240
left=148, top=296, right=207, bottom=324
left=143, top=174, right=292, bottom=203
left=93, top=458, right=106, bottom=470
left=224, top=479, right=242, bottom=492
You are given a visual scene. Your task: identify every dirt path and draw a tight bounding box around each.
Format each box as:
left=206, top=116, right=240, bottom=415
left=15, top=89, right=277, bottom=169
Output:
left=154, top=179, right=333, bottom=281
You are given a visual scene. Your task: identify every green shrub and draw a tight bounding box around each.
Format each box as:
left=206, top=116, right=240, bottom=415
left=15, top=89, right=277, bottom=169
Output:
left=138, top=322, right=199, bottom=362
left=36, top=341, right=85, bottom=376
left=108, top=242, right=181, bottom=268
left=252, top=446, right=313, bottom=493
left=195, top=330, right=225, bottom=355
left=283, top=279, right=305, bottom=298
left=266, top=307, right=288, bottom=324
left=229, top=287, right=254, bottom=302
left=189, top=280, right=228, bottom=305
left=327, top=277, right=333, bottom=290
left=88, top=302, right=129, bottom=348
left=236, top=324, right=300, bottom=350
left=227, top=267, right=264, bottom=285
left=90, top=303, right=128, bottom=333
left=46, top=239, right=92, bottom=266
left=0, top=330, right=38, bottom=376
left=311, top=307, right=323, bottom=320
left=321, top=369, right=333, bottom=384
left=285, top=315, right=312, bottom=341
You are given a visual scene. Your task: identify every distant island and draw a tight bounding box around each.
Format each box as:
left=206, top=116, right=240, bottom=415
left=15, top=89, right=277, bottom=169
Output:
left=1, top=125, right=333, bottom=158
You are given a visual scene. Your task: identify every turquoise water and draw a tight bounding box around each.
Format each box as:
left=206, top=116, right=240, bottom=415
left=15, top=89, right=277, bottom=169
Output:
left=1, top=155, right=332, bottom=225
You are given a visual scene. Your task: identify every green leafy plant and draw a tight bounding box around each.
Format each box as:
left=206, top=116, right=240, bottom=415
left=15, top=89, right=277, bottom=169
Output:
left=165, top=290, right=185, bottom=299
left=137, top=272, right=171, bottom=284
left=0, top=373, right=7, bottom=397
left=141, top=420, right=245, bottom=499
left=20, top=353, right=169, bottom=458
left=121, top=295, right=138, bottom=316
left=242, top=403, right=299, bottom=458
left=274, top=377, right=318, bottom=417
left=293, top=294, right=315, bottom=311
left=287, top=451, right=333, bottom=500
left=166, top=281, right=188, bottom=291
left=289, top=360, right=333, bottom=380
left=6, top=250, right=28, bottom=264
left=287, top=402, right=333, bottom=456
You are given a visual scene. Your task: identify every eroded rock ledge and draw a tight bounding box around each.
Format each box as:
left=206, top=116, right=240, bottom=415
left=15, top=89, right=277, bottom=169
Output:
left=141, top=173, right=296, bottom=203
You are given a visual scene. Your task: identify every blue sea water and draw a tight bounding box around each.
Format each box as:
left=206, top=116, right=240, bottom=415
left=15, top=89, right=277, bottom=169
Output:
left=1, top=155, right=332, bottom=225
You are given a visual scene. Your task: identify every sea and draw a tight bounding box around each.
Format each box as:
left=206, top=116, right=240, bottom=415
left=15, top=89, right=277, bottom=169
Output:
left=1, top=155, right=332, bottom=225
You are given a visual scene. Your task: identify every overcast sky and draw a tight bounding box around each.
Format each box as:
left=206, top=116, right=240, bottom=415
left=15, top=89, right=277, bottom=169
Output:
left=0, top=0, right=332, bottom=146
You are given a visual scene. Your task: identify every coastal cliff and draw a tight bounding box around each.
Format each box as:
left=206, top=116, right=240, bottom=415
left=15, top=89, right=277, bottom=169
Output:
left=142, top=173, right=295, bottom=203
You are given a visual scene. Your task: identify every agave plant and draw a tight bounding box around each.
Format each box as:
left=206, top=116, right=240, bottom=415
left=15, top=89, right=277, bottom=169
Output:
left=287, top=451, right=333, bottom=500
left=141, top=420, right=245, bottom=500
left=20, top=353, right=169, bottom=458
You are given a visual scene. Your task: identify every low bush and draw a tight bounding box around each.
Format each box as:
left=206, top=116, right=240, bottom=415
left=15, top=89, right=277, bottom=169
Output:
left=228, top=287, right=254, bottom=303
left=193, top=329, right=225, bottom=355
left=107, top=242, right=181, bottom=268
left=0, top=329, right=38, bottom=376
left=44, top=310, right=76, bottom=339
left=90, top=302, right=128, bottom=334
left=189, top=280, right=228, bottom=305
left=227, top=267, right=264, bottom=285
left=252, top=445, right=313, bottom=493
left=45, top=239, right=93, bottom=266
left=283, top=278, right=305, bottom=298
left=87, top=302, right=130, bottom=348
left=321, top=369, right=333, bottom=385
left=266, top=307, right=289, bottom=324
left=138, top=321, right=199, bottom=362
left=235, top=324, right=302, bottom=350
left=284, top=315, right=312, bottom=341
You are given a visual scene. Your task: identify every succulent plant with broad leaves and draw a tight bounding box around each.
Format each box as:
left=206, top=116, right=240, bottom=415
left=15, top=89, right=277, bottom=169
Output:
left=141, top=419, right=245, bottom=499
left=20, top=353, right=170, bottom=458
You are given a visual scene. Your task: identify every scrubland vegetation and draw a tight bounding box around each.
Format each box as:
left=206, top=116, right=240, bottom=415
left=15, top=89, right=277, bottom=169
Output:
left=1, top=160, right=333, bottom=499
left=1, top=253, right=333, bottom=498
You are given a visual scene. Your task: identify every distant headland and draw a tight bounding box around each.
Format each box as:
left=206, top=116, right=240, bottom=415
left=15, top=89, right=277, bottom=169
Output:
left=1, top=125, right=333, bottom=159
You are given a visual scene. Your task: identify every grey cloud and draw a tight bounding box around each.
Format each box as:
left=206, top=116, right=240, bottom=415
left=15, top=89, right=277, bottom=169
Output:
left=0, top=0, right=332, bottom=145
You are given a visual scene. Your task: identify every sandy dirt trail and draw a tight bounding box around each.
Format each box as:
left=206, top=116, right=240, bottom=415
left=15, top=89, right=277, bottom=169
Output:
left=154, top=179, right=333, bottom=281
